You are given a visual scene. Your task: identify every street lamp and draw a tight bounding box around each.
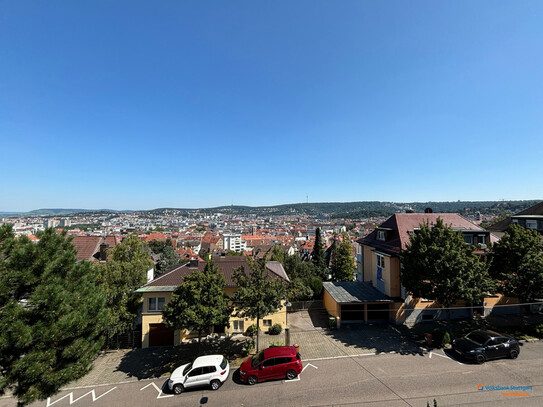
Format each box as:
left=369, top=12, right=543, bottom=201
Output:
left=283, top=301, right=292, bottom=345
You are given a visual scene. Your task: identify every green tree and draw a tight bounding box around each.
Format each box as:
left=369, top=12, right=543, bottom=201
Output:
left=311, top=228, right=327, bottom=279
left=156, top=244, right=180, bottom=276
left=97, top=235, right=153, bottom=337
left=331, top=232, right=355, bottom=281
left=401, top=219, right=494, bottom=323
left=270, top=244, right=285, bottom=263
left=0, top=226, right=108, bottom=406
left=232, top=257, right=288, bottom=351
left=163, top=257, right=231, bottom=343
left=490, top=224, right=543, bottom=324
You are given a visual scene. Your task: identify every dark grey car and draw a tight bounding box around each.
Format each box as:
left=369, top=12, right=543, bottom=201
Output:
left=452, top=330, right=520, bottom=364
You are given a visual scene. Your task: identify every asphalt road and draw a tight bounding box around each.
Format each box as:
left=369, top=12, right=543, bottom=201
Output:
left=2, top=341, right=542, bottom=407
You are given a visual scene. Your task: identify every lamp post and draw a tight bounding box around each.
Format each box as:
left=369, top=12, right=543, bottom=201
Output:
left=283, top=301, right=292, bottom=345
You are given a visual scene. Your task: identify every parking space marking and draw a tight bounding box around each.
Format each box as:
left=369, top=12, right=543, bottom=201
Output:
left=285, top=363, right=318, bottom=383
left=140, top=382, right=174, bottom=399
left=429, top=351, right=462, bottom=364
left=46, top=387, right=117, bottom=406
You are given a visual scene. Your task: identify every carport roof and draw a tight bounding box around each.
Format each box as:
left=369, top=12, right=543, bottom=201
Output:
left=323, top=281, right=394, bottom=303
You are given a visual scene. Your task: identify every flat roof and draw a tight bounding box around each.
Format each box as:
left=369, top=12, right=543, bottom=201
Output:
left=323, top=281, right=393, bottom=303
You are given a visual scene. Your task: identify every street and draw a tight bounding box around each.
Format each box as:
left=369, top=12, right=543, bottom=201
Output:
left=1, top=341, right=541, bottom=407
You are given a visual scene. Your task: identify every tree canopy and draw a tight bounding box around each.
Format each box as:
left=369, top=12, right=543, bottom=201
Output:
left=330, top=232, right=355, bottom=282
left=0, top=226, right=108, bottom=406
left=232, top=257, right=288, bottom=351
left=311, top=228, right=327, bottom=279
left=400, top=218, right=494, bottom=321
left=490, top=224, right=543, bottom=303
left=97, top=234, right=153, bottom=337
left=163, top=257, right=231, bottom=342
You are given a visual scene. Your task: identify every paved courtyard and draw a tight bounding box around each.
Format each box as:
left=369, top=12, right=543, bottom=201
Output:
left=67, top=310, right=420, bottom=389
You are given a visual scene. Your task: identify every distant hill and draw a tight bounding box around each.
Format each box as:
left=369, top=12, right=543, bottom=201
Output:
left=141, top=200, right=542, bottom=218
left=21, top=208, right=133, bottom=217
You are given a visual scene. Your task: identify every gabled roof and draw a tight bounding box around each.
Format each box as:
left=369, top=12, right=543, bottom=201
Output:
left=363, top=213, right=484, bottom=255
left=487, top=201, right=543, bottom=232
left=137, top=256, right=290, bottom=292
left=71, top=235, right=121, bottom=262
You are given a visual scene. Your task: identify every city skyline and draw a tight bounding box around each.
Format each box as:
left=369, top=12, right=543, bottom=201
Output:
left=2, top=1, right=542, bottom=212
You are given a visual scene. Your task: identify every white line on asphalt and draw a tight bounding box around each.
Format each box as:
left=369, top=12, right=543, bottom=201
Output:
left=285, top=362, right=319, bottom=383
left=429, top=351, right=462, bottom=364
left=305, top=352, right=379, bottom=362
left=46, top=387, right=117, bottom=406
left=140, top=382, right=174, bottom=399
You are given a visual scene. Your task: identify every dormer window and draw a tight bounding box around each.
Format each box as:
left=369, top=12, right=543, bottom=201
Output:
left=377, top=230, right=386, bottom=241
left=463, top=235, right=474, bottom=245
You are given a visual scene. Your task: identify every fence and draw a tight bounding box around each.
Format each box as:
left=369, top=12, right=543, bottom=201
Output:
left=103, top=329, right=142, bottom=349
left=288, top=300, right=324, bottom=311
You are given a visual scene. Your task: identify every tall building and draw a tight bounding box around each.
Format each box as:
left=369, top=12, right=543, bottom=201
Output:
left=223, top=233, right=246, bottom=252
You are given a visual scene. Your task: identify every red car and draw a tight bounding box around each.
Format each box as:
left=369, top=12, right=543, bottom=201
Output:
left=239, top=346, right=303, bottom=385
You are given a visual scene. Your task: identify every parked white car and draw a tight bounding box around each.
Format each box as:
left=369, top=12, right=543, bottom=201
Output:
left=168, top=355, right=230, bottom=394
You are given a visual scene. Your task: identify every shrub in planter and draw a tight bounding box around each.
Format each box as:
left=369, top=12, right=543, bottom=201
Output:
left=269, top=323, right=283, bottom=335
left=245, top=324, right=259, bottom=337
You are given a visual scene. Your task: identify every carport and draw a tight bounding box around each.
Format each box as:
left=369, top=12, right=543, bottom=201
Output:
left=323, top=281, right=394, bottom=326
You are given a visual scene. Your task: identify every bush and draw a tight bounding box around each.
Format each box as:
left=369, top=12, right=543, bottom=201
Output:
left=532, top=324, right=543, bottom=338
left=242, top=338, right=255, bottom=356
left=432, top=328, right=451, bottom=348
left=245, top=324, right=259, bottom=337
left=269, top=323, right=283, bottom=335
left=269, top=340, right=284, bottom=347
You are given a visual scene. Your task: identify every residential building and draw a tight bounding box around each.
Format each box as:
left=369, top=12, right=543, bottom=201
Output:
left=487, top=201, right=543, bottom=238
left=326, top=213, right=504, bottom=325
left=136, top=257, right=290, bottom=348
left=223, top=233, right=247, bottom=252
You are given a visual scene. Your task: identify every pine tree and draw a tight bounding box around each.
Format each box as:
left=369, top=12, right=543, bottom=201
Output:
left=0, top=226, right=108, bottom=406
left=331, top=232, right=356, bottom=281
left=97, top=234, right=154, bottom=337
left=401, top=218, right=494, bottom=323
left=163, top=257, right=231, bottom=343
left=311, top=228, right=327, bottom=279
left=232, top=257, right=288, bottom=351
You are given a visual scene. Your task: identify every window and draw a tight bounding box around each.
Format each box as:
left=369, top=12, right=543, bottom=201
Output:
left=478, top=234, right=486, bottom=245
left=377, top=230, right=386, bottom=241
left=376, top=254, right=385, bottom=269
left=232, top=320, right=244, bottom=332
left=526, top=220, right=537, bottom=229
left=262, top=358, right=276, bottom=368
left=203, top=366, right=216, bottom=374
left=148, top=297, right=165, bottom=311
left=463, top=235, right=474, bottom=244
left=275, top=357, right=291, bottom=365
left=188, top=367, right=204, bottom=377
left=263, top=319, right=272, bottom=327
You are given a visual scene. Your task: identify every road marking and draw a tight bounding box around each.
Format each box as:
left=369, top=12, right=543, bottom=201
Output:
left=140, top=382, right=174, bottom=399
left=306, top=352, right=379, bottom=362
left=285, top=363, right=318, bottom=383
left=462, top=371, right=473, bottom=374
left=429, top=351, right=462, bottom=364
left=46, top=387, right=117, bottom=406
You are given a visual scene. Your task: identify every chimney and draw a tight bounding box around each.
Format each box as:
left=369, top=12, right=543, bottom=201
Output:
left=189, top=257, right=199, bottom=268
left=99, top=243, right=108, bottom=261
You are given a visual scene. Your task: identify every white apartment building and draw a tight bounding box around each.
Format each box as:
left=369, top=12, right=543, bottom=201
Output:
left=223, top=233, right=246, bottom=252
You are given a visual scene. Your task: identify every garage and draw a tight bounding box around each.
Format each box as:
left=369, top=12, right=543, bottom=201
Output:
left=323, top=281, right=394, bottom=326
left=148, top=323, right=174, bottom=347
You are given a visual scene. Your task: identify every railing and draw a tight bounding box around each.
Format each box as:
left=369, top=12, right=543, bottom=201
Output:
left=288, top=300, right=324, bottom=311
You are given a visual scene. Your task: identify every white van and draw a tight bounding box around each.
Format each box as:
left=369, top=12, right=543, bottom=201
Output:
left=168, top=355, right=230, bottom=394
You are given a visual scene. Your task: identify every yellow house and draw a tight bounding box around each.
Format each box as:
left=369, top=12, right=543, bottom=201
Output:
left=352, top=213, right=511, bottom=324
left=136, top=257, right=289, bottom=348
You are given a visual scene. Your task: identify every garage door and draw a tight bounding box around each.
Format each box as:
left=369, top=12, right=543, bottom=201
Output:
left=341, top=304, right=365, bottom=321
left=149, top=323, right=174, bottom=347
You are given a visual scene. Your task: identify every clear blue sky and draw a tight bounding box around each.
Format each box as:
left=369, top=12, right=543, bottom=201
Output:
left=1, top=1, right=542, bottom=211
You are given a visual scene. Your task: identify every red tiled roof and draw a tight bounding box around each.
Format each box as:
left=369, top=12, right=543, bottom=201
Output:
left=363, top=213, right=484, bottom=255
left=71, top=235, right=121, bottom=262
left=142, top=257, right=289, bottom=289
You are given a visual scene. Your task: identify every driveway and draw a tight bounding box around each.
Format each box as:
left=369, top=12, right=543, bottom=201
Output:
left=283, top=309, right=422, bottom=360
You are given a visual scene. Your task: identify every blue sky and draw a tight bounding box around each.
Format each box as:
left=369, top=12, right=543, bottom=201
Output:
left=1, top=1, right=542, bottom=211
